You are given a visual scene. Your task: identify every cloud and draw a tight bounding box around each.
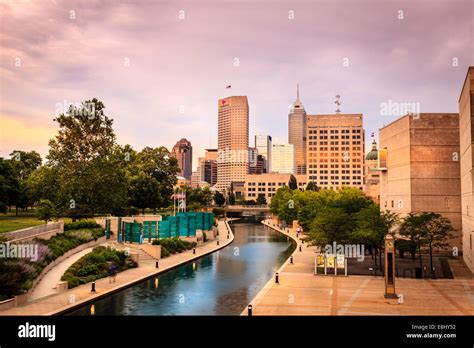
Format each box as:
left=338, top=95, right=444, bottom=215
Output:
left=0, top=0, right=472, bottom=167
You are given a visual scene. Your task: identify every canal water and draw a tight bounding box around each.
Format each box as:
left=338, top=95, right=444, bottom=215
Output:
left=68, top=219, right=295, bottom=315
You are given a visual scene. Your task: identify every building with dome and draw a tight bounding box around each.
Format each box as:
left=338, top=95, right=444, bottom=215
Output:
left=363, top=139, right=380, bottom=203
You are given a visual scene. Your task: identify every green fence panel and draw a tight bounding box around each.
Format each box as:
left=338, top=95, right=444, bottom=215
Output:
left=125, top=222, right=132, bottom=242
left=187, top=213, right=197, bottom=236
left=178, top=215, right=189, bottom=237
left=158, top=220, right=171, bottom=239
left=150, top=221, right=158, bottom=239
left=132, top=222, right=141, bottom=243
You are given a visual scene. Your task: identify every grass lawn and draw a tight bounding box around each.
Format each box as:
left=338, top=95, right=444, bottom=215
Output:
left=0, top=211, right=74, bottom=233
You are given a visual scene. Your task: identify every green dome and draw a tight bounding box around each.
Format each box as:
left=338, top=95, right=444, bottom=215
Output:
left=365, top=140, right=378, bottom=160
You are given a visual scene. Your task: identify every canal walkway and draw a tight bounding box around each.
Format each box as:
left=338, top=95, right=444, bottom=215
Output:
left=243, top=219, right=474, bottom=316
left=0, top=219, right=235, bottom=316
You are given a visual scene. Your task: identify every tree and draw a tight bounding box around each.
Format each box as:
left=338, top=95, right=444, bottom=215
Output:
left=214, top=191, right=225, bottom=207
left=399, top=212, right=433, bottom=269
left=0, top=158, right=20, bottom=214
left=305, top=206, right=352, bottom=248
left=47, top=99, right=128, bottom=215
left=305, top=181, right=319, bottom=191
left=9, top=150, right=42, bottom=214
left=425, top=214, right=455, bottom=273
left=353, top=205, right=398, bottom=267
left=256, top=194, right=267, bottom=205
left=228, top=192, right=236, bottom=205
left=288, top=174, right=298, bottom=190
left=128, top=172, right=161, bottom=214
left=36, top=199, right=56, bottom=223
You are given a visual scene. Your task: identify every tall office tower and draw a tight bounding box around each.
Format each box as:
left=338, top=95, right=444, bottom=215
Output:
left=306, top=113, right=364, bottom=190
left=216, top=96, right=249, bottom=192
left=255, top=134, right=272, bottom=172
left=172, top=138, right=193, bottom=179
left=271, top=143, right=295, bottom=174
left=288, top=84, right=307, bottom=175
left=459, top=66, right=474, bottom=273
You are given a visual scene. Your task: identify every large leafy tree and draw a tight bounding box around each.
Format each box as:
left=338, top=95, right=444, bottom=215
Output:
left=399, top=212, right=433, bottom=269
left=0, top=158, right=20, bottom=214
left=7, top=150, right=42, bottom=214
left=353, top=205, right=398, bottom=267
left=420, top=213, right=454, bottom=272
left=306, top=206, right=353, bottom=248
left=46, top=99, right=128, bottom=215
left=127, top=146, right=179, bottom=213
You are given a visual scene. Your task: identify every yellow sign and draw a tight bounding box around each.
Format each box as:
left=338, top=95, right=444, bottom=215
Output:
left=326, top=255, right=335, bottom=268
left=317, top=255, right=325, bottom=267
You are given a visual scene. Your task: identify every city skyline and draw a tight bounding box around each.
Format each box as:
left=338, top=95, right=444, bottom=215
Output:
left=1, top=0, right=472, bottom=169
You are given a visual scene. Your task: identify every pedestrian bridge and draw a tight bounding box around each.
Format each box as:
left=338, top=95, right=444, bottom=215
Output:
left=225, top=205, right=270, bottom=217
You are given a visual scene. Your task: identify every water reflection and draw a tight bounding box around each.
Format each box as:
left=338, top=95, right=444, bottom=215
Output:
left=68, top=220, right=295, bottom=316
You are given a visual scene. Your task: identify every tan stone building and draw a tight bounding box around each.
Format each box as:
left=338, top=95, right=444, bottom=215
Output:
left=364, top=140, right=380, bottom=203
left=288, top=84, right=307, bottom=175
left=216, top=96, right=249, bottom=192
left=379, top=113, right=461, bottom=250
left=244, top=173, right=307, bottom=203
left=459, top=66, right=474, bottom=272
left=306, top=113, right=364, bottom=190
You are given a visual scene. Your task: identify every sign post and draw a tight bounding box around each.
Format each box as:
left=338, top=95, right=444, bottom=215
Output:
left=384, top=234, right=397, bottom=298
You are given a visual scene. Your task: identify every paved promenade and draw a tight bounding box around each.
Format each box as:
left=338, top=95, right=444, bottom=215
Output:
left=1, top=220, right=234, bottom=316
left=243, top=220, right=474, bottom=316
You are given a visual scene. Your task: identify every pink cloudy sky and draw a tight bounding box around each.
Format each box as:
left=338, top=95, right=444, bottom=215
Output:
left=0, top=0, right=473, bottom=169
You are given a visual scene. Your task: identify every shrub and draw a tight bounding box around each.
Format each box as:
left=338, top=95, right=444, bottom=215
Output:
left=160, top=246, right=170, bottom=258
left=61, top=246, right=137, bottom=288
left=64, top=221, right=101, bottom=231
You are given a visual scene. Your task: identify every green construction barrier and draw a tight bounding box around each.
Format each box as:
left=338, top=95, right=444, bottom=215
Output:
left=124, top=222, right=132, bottom=242
left=158, top=220, right=171, bottom=239
left=132, top=222, right=141, bottom=243
left=150, top=221, right=158, bottom=239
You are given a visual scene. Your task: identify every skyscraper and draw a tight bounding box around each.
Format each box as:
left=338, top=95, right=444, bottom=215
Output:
left=271, top=143, right=295, bottom=174
left=255, top=134, right=272, bottom=173
left=216, top=96, right=249, bottom=192
left=288, top=84, right=307, bottom=175
left=306, top=113, right=364, bottom=190
left=172, top=138, right=192, bottom=179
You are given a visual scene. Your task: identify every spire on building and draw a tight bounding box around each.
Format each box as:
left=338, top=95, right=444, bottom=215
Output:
left=291, top=83, right=304, bottom=111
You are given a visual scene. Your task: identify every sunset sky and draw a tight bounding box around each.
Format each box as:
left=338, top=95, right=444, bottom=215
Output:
left=1, top=0, right=473, bottom=169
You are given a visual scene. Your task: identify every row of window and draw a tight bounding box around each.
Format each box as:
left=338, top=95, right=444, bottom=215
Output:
left=308, top=129, right=362, bottom=134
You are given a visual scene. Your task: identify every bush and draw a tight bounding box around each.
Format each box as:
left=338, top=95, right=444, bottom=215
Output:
left=152, top=237, right=195, bottom=254
left=160, top=246, right=170, bottom=258
left=0, top=225, right=105, bottom=300
left=64, top=220, right=101, bottom=231
left=61, top=246, right=137, bottom=288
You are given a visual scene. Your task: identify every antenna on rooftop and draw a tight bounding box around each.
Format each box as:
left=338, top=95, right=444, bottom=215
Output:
left=335, top=94, right=341, bottom=114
